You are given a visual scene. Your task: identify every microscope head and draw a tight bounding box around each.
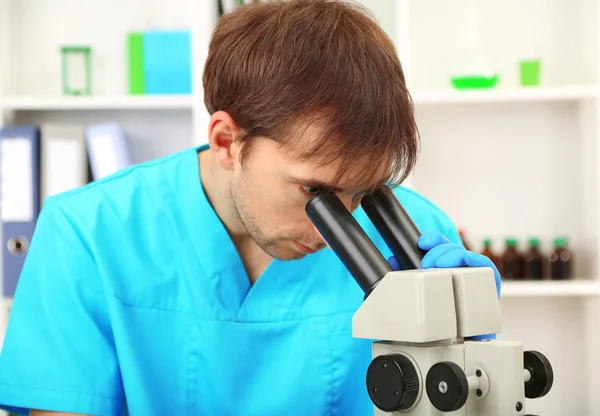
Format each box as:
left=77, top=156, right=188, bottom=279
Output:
left=305, top=186, right=501, bottom=343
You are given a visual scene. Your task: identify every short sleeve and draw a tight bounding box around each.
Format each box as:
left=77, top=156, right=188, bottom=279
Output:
left=0, top=198, right=124, bottom=415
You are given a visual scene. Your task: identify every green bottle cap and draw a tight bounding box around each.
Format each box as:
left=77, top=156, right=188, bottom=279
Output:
left=529, top=237, right=540, bottom=247
left=505, top=238, right=517, bottom=247
left=554, top=237, right=568, bottom=248
left=483, top=238, right=491, bottom=247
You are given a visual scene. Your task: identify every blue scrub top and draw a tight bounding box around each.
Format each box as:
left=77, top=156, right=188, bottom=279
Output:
left=0, top=145, right=461, bottom=416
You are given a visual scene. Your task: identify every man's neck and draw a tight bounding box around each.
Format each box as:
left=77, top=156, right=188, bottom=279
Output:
left=198, top=149, right=272, bottom=283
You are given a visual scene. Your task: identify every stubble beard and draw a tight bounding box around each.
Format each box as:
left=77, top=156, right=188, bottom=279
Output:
left=229, top=180, right=306, bottom=261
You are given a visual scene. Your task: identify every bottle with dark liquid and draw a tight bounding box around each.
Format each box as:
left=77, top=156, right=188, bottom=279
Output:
left=501, top=238, right=522, bottom=280
left=550, top=237, right=572, bottom=280
left=481, top=238, right=500, bottom=272
left=523, top=237, right=544, bottom=280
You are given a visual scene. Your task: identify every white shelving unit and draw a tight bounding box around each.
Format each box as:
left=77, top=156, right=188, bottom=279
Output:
left=0, top=95, right=195, bottom=111
left=502, top=279, right=600, bottom=297
left=2, top=0, right=600, bottom=414
left=412, top=85, right=598, bottom=105
left=0, top=0, right=215, bottom=148
left=359, top=0, right=600, bottom=414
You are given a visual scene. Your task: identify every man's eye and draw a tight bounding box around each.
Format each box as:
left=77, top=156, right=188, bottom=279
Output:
left=300, top=185, right=325, bottom=196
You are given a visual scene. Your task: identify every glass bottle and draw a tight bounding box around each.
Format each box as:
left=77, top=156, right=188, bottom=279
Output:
left=550, top=237, right=572, bottom=280
left=501, top=238, right=522, bottom=280
left=523, top=237, right=544, bottom=280
left=481, top=238, right=500, bottom=272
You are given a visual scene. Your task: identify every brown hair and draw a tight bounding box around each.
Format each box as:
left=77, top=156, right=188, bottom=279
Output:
left=203, top=0, right=418, bottom=190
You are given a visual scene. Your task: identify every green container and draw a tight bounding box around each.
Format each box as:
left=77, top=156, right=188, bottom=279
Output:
left=128, top=32, right=145, bottom=95
left=520, top=60, right=541, bottom=87
left=61, top=46, right=92, bottom=96
left=451, top=74, right=499, bottom=89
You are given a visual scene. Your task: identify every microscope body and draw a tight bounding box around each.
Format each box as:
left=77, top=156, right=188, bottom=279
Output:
left=370, top=340, right=524, bottom=415
left=305, top=186, right=553, bottom=416
left=354, top=267, right=528, bottom=415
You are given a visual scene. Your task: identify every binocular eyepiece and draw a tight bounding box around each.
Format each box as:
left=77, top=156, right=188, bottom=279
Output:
left=305, top=186, right=427, bottom=296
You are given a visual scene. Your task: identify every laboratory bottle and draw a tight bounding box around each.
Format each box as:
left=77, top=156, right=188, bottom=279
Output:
left=481, top=238, right=500, bottom=272
left=449, top=5, right=498, bottom=89
left=501, top=239, right=522, bottom=280
left=550, top=237, right=571, bottom=280
left=523, top=237, right=544, bottom=280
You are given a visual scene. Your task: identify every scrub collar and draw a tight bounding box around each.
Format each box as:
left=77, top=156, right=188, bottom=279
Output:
left=166, top=145, right=323, bottom=321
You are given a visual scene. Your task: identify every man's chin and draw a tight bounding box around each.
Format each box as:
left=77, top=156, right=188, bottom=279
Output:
left=273, top=249, right=307, bottom=261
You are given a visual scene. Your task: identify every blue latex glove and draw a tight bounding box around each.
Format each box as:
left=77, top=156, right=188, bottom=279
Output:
left=388, top=230, right=502, bottom=341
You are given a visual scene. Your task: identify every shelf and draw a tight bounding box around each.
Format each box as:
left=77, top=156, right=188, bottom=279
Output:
left=0, top=95, right=195, bottom=111
left=1, top=298, right=10, bottom=315
left=500, top=280, right=600, bottom=298
left=412, top=86, right=598, bottom=105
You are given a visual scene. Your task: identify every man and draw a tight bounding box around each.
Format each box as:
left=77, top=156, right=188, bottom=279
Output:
left=0, top=1, right=500, bottom=415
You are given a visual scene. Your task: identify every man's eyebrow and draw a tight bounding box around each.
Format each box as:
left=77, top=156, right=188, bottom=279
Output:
left=290, top=176, right=340, bottom=190
left=288, top=176, right=380, bottom=194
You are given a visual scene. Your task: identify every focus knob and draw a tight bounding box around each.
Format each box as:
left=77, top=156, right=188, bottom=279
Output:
left=426, top=362, right=469, bottom=412
left=524, top=350, right=554, bottom=399
left=366, top=354, right=420, bottom=412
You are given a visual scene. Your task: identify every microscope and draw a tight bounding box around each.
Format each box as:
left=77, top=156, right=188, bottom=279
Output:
left=306, top=186, right=553, bottom=415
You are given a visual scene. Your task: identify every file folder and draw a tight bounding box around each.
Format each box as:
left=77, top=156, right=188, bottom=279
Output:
left=0, top=126, right=41, bottom=298
left=41, top=124, right=89, bottom=203
left=85, top=122, right=132, bottom=181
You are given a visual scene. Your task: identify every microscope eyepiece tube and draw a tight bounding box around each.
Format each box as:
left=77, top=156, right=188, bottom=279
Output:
left=360, top=186, right=426, bottom=270
left=305, top=192, right=392, bottom=296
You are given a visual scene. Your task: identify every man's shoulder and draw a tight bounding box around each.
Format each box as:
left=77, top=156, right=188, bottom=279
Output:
left=43, top=146, right=196, bottom=229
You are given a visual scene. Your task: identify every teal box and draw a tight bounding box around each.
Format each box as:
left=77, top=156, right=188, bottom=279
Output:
left=143, top=30, right=191, bottom=94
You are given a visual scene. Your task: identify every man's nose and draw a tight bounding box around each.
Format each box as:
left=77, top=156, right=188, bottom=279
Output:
left=311, top=224, right=331, bottom=250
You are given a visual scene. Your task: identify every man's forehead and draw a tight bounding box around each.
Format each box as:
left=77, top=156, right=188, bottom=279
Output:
left=278, top=118, right=396, bottom=190
left=289, top=153, right=392, bottom=192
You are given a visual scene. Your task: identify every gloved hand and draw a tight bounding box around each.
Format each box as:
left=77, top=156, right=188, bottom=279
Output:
left=388, top=230, right=502, bottom=341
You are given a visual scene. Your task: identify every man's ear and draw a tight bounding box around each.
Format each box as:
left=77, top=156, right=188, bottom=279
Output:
left=207, top=111, right=243, bottom=171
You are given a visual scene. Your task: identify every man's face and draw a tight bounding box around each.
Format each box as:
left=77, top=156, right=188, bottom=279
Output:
left=228, top=134, right=390, bottom=261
